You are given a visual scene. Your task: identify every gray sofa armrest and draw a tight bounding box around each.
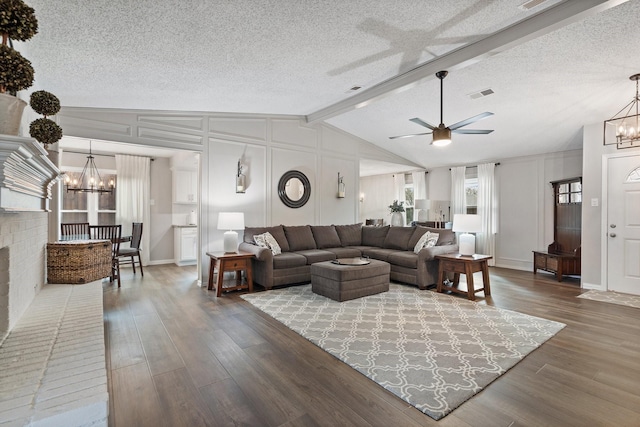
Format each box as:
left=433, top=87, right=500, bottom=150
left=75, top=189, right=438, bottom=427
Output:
left=419, top=244, right=459, bottom=261
left=239, top=242, right=274, bottom=289
left=239, top=242, right=273, bottom=262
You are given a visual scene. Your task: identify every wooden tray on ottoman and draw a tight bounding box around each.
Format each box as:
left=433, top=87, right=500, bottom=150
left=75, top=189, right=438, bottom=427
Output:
left=47, top=240, right=112, bottom=284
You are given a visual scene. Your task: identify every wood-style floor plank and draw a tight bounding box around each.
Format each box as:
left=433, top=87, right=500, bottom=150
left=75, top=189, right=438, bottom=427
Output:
left=103, top=265, right=640, bottom=427
left=110, top=362, right=167, bottom=427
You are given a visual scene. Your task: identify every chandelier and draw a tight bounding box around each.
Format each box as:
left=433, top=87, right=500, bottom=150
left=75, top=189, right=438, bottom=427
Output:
left=604, top=73, right=640, bottom=149
left=64, top=141, right=115, bottom=194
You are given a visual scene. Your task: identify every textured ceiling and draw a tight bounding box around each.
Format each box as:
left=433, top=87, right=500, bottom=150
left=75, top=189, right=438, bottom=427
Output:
left=17, top=0, right=640, bottom=171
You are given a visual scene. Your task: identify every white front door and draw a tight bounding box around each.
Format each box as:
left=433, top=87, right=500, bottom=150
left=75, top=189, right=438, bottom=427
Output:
left=607, top=154, right=640, bottom=295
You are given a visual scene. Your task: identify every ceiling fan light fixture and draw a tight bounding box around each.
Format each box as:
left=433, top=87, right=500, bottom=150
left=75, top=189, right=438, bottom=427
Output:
left=432, top=126, right=452, bottom=146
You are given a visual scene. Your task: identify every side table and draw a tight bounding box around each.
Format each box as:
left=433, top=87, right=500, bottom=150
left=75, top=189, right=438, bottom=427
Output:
left=206, top=251, right=254, bottom=297
left=435, top=253, right=492, bottom=300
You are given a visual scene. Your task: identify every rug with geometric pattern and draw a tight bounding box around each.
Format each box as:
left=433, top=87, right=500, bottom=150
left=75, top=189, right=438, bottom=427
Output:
left=242, top=284, right=565, bottom=420
left=577, top=289, right=640, bottom=309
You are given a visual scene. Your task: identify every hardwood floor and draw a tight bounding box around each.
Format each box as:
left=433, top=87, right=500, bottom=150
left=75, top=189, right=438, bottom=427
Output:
left=104, top=265, right=640, bottom=427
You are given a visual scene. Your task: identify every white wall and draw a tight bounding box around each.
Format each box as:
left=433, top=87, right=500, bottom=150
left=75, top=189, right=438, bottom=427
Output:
left=422, top=150, right=582, bottom=271
left=359, top=174, right=396, bottom=224
left=150, top=157, right=174, bottom=263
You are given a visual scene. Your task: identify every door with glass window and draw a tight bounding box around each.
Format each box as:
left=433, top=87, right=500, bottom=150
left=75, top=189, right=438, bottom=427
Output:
left=607, top=155, right=640, bottom=295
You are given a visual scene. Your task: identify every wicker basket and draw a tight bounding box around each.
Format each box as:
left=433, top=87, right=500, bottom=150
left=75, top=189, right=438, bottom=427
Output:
left=47, top=240, right=112, bottom=284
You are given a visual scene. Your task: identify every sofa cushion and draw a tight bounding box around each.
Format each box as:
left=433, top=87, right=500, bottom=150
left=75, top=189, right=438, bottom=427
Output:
left=361, top=247, right=397, bottom=261
left=387, top=251, right=418, bottom=269
left=435, top=228, right=456, bottom=245
left=296, top=249, right=336, bottom=264
left=361, top=225, right=390, bottom=247
left=383, top=227, right=415, bottom=250
left=244, top=225, right=290, bottom=252
left=324, top=247, right=362, bottom=258
left=408, top=226, right=455, bottom=247
left=273, top=252, right=308, bottom=269
left=335, top=223, right=362, bottom=246
left=310, top=225, right=341, bottom=249
left=284, top=225, right=317, bottom=251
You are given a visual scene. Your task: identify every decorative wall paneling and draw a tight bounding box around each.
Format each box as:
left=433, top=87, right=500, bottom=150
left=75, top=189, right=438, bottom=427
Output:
left=56, top=108, right=418, bottom=285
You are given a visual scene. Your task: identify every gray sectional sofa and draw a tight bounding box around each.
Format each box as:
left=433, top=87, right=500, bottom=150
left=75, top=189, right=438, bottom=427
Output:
left=238, top=224, right=458, bottom=290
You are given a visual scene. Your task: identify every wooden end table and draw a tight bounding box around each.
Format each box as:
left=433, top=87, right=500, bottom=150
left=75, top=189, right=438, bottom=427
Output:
left=435, top=253, right=492, bottom=301
left=206, top=251, right=254, bottom=297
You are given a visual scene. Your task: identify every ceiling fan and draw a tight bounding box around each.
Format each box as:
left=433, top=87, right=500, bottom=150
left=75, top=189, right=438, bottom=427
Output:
left=389, top=70, right=494, bottom=146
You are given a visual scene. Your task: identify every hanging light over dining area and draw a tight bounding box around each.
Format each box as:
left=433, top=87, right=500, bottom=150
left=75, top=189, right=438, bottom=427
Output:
left=64, top=140, right=115, bottom=194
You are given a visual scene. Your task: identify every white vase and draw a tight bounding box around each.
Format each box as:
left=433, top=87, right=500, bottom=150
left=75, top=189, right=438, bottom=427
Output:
left=391, top=212, right=404, bottom=227
left=0, top=93, right=27, bottom=136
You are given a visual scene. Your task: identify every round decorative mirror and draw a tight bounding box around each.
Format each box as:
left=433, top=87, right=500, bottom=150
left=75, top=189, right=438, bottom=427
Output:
left=278, top=170, right=311, bottom=208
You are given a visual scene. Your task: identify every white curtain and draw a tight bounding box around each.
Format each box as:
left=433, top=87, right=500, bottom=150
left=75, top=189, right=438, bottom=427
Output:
left=393, top=173, right=406, bottom=224
left=393, top=173, right=406, bottom=202
left=115, top=154, right=151, bottom=266
left=412, top=170, right=427, bottom=222
left=477, top=162, right=497, bottom=266
left=450, top=166, right=466, bottom=217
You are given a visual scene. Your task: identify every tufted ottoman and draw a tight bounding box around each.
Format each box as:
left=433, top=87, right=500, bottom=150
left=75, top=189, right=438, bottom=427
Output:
left=311, top=258, right=390, bottom=302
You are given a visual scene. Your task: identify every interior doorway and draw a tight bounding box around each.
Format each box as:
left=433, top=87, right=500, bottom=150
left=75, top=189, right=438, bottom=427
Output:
left=57, top=137, right=202, bottom=284
left=606, top=153, right=640, bottom=295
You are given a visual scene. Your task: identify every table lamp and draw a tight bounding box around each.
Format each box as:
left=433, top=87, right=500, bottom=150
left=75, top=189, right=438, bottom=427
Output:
left=452, top=214, right=482, bottom=256
left=217, top=212, right=245, bottom=253
left=414, top=199, right=430, bottom=222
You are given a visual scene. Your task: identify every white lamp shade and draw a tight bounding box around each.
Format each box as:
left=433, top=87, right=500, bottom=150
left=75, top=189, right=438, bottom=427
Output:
left=217, top=212, right=245, bottom=231
left=414, top=199, right=430, bottom=209
left=218, top=212, right=245, bottom=253
left=452, top=214, right=481, bottom=233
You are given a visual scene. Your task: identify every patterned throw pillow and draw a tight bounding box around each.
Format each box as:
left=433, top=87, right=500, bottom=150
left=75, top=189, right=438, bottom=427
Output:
left=254, top=234, right=268, bottom=248
left=263, top=232, right=282, bottom=255
left=414, top=231, right=439, bottom=254
left=254, top=232, right=281, bottom=255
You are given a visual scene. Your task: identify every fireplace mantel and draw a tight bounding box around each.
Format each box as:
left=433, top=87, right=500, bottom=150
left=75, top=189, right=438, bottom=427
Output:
left=0, top=135, right=61, bottom=212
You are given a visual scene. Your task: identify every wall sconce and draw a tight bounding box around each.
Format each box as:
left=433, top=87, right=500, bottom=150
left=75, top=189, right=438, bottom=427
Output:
left=359, top=192, right=365, bottom=203
left=337, top=173, right=345, bottom=198
left=236, top=159, right=246, bottom=193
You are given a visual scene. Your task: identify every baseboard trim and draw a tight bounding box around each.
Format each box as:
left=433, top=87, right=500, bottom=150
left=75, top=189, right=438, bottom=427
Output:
left=581, top=282, right=603, bottom=291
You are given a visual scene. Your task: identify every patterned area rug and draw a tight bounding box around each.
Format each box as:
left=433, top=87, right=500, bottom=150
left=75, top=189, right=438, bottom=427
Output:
left=242, top=284, right=565, bottom=420
left=578, top=290, right=640, bottom=308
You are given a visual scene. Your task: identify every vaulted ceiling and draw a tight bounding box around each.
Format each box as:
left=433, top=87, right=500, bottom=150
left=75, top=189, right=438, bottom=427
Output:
left=18, top=0, right=640, bottom=173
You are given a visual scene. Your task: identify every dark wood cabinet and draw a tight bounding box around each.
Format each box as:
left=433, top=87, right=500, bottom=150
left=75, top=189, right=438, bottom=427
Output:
left=533, top=177, right=581, bottom=281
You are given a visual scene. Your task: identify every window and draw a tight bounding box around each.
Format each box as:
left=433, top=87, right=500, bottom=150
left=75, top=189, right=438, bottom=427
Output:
left=556, top=178, right=581, bottom=204
left=61, top=172, right=117, bottom=225
left=465, top=167, right=478, bottom=214
left=404, top=173, right=414, bottom=222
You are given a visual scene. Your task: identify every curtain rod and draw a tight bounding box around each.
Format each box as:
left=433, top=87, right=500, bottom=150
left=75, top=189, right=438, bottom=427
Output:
left=449, top=162, right=500, bottom=171
left=64, top=150, right=155, bottom=161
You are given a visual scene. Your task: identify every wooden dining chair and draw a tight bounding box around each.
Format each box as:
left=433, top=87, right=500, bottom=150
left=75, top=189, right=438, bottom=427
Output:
left=117, top=222, right=143, bottom=277
left=89, top=224, right=122, bottom=287
left=60, top=222, right=90, bottom=240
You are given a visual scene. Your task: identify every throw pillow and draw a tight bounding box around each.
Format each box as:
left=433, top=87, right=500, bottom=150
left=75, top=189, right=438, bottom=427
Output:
left=414, top=231, right=439, bottom=253
left=263, top=232, right=282, bottom=255
left=254, top=234, right=268, bottom=248
left=254, top=232, right=282, bottom=255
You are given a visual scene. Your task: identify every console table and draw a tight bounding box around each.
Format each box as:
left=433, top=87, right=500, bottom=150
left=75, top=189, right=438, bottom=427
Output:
left=435, top=253, right=492, bottom=300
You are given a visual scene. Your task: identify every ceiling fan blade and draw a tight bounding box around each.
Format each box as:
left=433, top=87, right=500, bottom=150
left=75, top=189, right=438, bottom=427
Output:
left=409, top=117, right=437, bottom=130
left=389, top=132, right=432, bottom=140
left=452, top=129, right=494, bottom=134
left=449, top=112, right=494, bottom=130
